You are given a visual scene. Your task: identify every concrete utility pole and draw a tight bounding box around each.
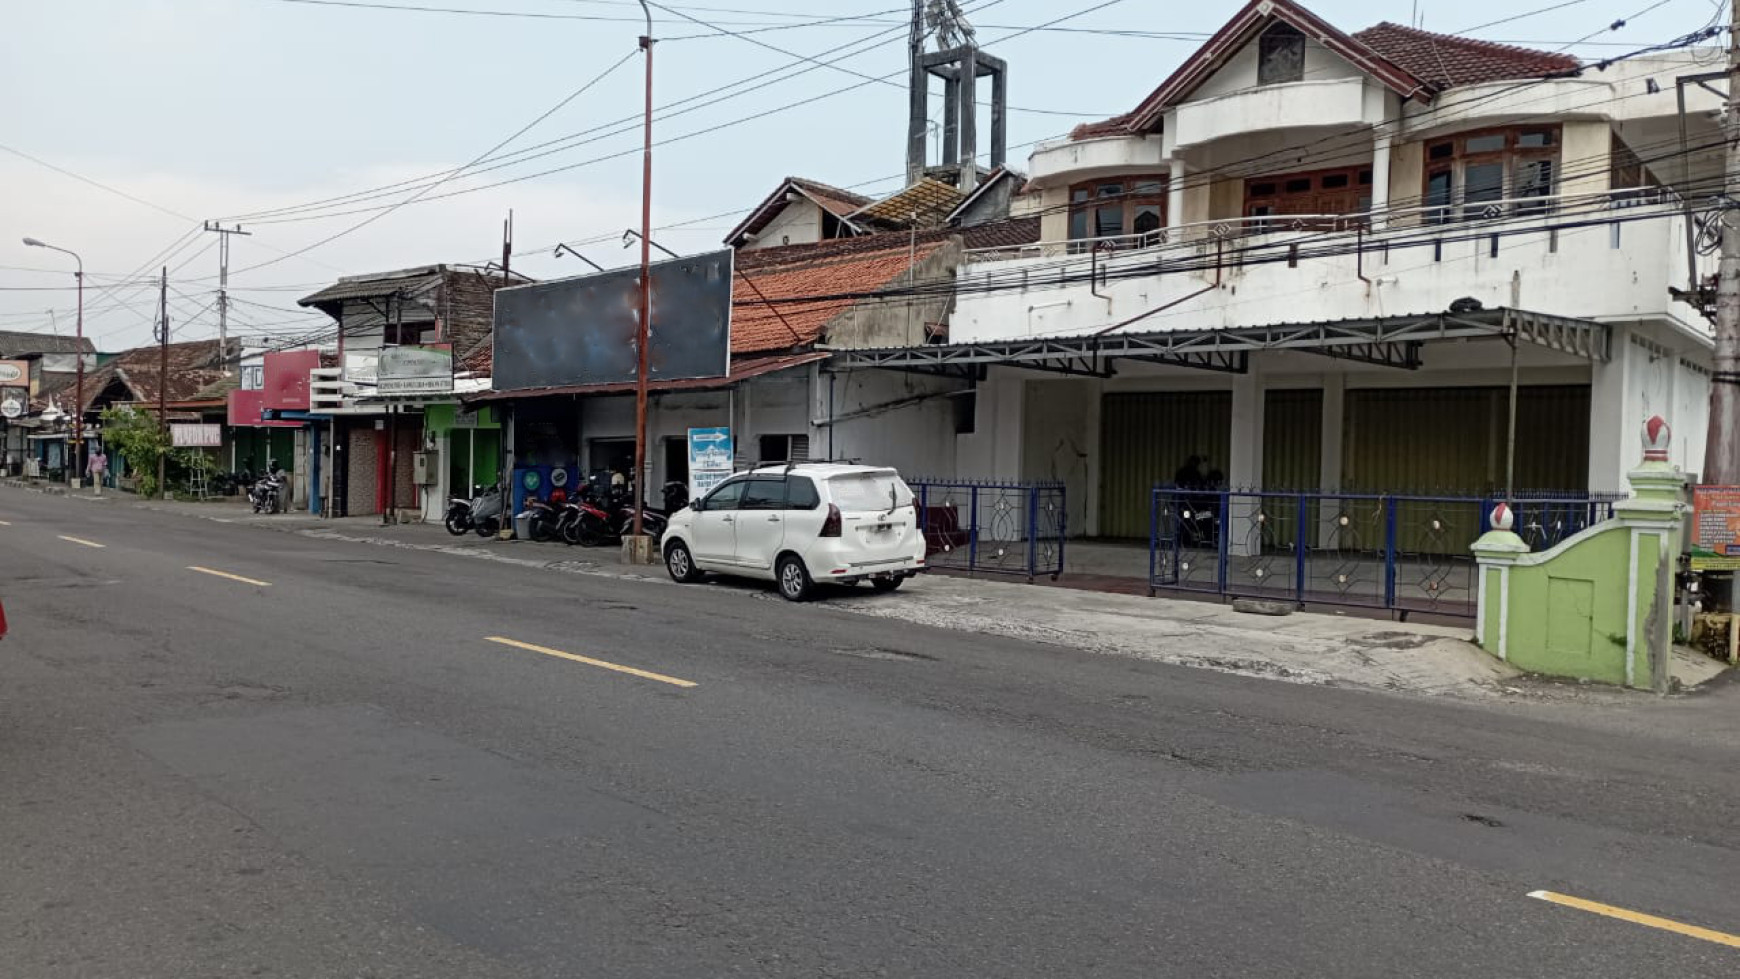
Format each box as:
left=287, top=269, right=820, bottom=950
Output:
left=157, top=267, right=169, bottom=499
left=203, top=222, right=251, bottom=375
left=1705, top=1, right=1740, bottom=486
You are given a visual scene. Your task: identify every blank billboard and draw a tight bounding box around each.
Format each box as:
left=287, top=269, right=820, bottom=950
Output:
left=492, top=249, right=732, bottom=392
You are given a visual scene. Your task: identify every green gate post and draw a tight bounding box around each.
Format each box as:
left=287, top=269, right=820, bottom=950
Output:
left=1471, top=417, right=1687, bottom=691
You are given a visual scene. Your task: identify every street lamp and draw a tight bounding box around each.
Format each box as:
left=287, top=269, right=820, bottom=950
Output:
left=22, top=237, right=83, bottom=488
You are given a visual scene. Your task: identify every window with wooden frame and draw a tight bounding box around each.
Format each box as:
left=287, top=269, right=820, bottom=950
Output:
left=1243, top=165, right=1373, bottom=227
left=1422, top=125, right=1560, bottom=223
left=1067, top=176, right=1168, bottom=244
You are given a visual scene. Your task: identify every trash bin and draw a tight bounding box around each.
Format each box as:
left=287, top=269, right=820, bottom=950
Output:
left=513, top=511, right=533, bottom=540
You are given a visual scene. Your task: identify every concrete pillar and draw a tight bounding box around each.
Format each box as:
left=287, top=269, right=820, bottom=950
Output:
left=1588, top=326, right=1634, bottom=494
left=1228, top=371, right=1264, bottom=491
left=1084, top=384, right=1103, bottom=537
left=1319, top=373, right=1345, bottom=492
left=1167, top=159, right=1187, bottom=231
left=1370, top=134, right=1393, bottom=227
left=1227, top=371, right=1264, bottom=559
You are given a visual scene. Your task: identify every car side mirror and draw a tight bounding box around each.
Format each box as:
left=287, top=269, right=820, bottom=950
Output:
left=690, top=499, right=704, bottom=512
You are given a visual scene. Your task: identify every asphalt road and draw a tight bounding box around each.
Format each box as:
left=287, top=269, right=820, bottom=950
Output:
left=2, top=488, right=1739, bottom=978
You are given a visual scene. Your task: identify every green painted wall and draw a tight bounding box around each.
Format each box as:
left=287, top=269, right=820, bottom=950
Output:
left=423, top=404, right=499, bottom=434
left=1485, top=525, right=1634, bottom=685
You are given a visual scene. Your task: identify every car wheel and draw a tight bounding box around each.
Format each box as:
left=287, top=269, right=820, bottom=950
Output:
left=870, top=576, right=904, bottom=593
left=776, top=554, right=814, bottom=602
left=665, top=540, right=704, bottom=583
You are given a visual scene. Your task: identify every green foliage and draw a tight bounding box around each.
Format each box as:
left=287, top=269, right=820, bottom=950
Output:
left=99, top=406, right=171, bottom=498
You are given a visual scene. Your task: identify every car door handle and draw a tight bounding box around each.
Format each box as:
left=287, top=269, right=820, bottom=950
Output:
left=722, top=515, right=734, bottom=523
left=767, top=515, right=781, bottom=522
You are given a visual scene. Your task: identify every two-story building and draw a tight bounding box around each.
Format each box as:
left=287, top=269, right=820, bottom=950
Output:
left=832, top=0, right=1725, bottom=540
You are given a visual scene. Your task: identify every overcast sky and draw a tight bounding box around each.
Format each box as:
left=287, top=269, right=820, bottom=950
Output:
left=1, top=0, right=1726, bottom=351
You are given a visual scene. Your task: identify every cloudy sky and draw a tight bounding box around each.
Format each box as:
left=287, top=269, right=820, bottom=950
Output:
left=1, top=0, right=1725, bottom=351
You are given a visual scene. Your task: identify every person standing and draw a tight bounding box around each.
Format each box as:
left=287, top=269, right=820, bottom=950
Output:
left=86, top=446, right=107, bottom=496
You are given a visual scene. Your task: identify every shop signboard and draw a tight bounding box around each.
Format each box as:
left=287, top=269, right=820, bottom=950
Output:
left=1690, top=485, right=1740, bottom=570
left=688, top=426, right=733, bottom=498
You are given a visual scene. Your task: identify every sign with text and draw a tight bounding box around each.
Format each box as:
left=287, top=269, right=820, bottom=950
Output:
left=0, top=387, right=25, bottom=420
left=1690, top=485, right=1740, bottom=570
left=343, top=350, right=379, bottom=386
left=0, top=361, right=27, bottom=386
left=687, top=426, right=734, bottom=498
left=378, top=344, right=453, bottom=396
left=171, top=423, right=223, bottom=448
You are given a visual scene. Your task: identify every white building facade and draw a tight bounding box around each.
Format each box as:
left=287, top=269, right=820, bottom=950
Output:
left=832, top=0, right=1725, bottom=540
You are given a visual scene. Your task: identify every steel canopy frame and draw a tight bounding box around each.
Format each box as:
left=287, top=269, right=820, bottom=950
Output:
left=823, top=308, right=1611, bottom=377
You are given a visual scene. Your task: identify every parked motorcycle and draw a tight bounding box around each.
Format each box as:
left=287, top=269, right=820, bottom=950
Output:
left=249, top=466, right=286, bottom=514
left=446, top=483, right=506, bottom=537
left=519, top=495, right=563, bottom=543
left=558, top=493, right=616, bottom=547
left=570, top=479, right=667, bottom=544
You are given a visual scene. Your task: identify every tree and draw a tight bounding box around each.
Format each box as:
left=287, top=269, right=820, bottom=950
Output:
left=99, top=406, right=170, bottom=498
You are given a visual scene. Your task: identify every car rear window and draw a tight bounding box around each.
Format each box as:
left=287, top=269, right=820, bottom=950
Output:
left=827, top=472, right=912, bottom=512
left=785, top=476, right=820, bottom=510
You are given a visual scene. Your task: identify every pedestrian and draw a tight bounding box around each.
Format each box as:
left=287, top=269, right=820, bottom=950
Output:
left=87, top=446, right=107, bottom=496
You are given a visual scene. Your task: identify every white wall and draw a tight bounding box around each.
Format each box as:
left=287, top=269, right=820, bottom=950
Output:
left=1590, top=327, right=1713, bottom=491
left=746, top=201, right=823, bottom=250
left=1191, top=36, right=1363, bottom=101
left=819, top=367, right=962, bottom=477
left=954, top=202, right=1711, bottom=344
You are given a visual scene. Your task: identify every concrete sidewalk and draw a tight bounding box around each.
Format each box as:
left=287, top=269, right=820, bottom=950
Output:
left=24, top=485, right=1728, bottom=701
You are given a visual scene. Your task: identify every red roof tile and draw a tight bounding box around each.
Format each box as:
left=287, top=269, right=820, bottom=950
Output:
left=1070, top=113, right=1135, bottom=141
left=732, top=243, right=944, bottom=354
left=1352, top=23, right=1580, bottom=90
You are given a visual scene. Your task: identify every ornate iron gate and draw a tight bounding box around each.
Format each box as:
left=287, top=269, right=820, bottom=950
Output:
left=1149, top=488, right=1620, bottom=617
left=910, top=479, right=1066, bottom=582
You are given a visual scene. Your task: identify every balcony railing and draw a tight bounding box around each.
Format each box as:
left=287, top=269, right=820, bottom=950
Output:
left=972, top=186, right=1685, bottom=262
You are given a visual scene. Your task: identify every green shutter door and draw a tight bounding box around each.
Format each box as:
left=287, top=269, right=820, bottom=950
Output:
left=1099, top=391, right=1231, bottom=539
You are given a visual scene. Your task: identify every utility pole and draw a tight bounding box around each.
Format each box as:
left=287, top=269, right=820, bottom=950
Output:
left=1706, top=2, right=1740, bottom=487
left=629, top=0, right=656, bottom=556
left=157, top=267, right=169, bottom=499
left=203, top=222, right=251, bottom=375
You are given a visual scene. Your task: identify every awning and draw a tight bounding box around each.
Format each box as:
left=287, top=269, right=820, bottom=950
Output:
left=464, top=351, right=827, bottom=404
left=823, top=307, right=1610, bottom=378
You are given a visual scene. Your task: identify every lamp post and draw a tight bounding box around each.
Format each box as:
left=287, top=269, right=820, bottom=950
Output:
left=22, top=238, right=83, bottom=488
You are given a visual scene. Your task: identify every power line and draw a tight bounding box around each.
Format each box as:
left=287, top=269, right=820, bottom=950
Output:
left=228, top=47, right=640, bottom=276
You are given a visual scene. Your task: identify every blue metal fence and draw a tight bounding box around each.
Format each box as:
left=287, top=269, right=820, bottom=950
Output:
left=1149, top=488, right=1621, bottom=617
left=910, top=479, right=1066, bottom=582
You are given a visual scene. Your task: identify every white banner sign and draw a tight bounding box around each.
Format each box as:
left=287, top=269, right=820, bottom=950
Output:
left=170, top=423, right=223, bottom=448
left=378, top=344, right=454, bottom=396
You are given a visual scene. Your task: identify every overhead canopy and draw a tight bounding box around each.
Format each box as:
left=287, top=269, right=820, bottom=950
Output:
left=824, top=308, right=1610, bottom=378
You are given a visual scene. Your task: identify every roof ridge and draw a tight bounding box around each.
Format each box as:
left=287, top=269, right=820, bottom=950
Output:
left=786, top=176, right=874, bottom=205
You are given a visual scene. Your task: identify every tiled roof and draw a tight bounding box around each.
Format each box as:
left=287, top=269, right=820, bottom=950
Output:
left=1069, top=113, right=1135, bottom=141
left=725, top=177, right=875, bottom=246
left=1352, top=23, right=1580, bottom=90
left=298, top=267, right=446, bottom=309
left=79, top=338, right=232, bottom=413
left=850, top=178, right=966, bottom=228
left=790, top=177, right=874, bottom=218
left=737, top=217, right=1037, bottom=271
left=0, top=330, right=96, bottom=356
left=732, top=243, right=944, bottom=354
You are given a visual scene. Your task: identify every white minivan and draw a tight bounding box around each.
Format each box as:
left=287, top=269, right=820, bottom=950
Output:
left=661, top=464, right=926, bottom=601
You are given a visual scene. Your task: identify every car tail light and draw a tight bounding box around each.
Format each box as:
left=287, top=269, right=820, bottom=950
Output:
left=819, top=503, right=842, bottom=537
